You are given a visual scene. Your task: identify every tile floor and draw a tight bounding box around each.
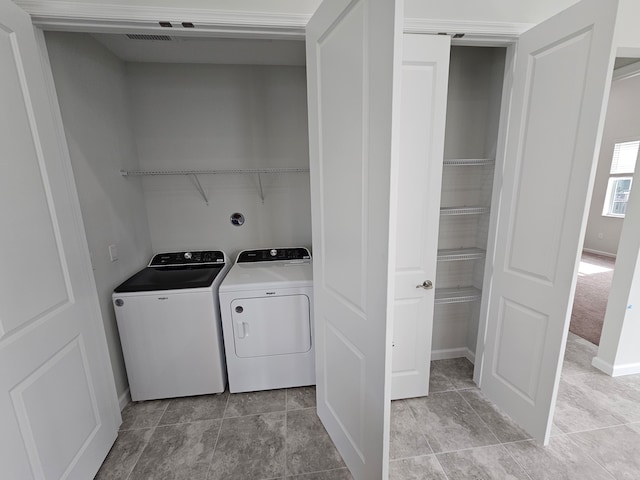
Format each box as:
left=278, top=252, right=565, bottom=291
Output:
left=96, top=332, right=640, bottom=479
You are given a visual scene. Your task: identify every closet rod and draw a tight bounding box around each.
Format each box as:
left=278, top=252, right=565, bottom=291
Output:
left=120, top=167, right=310, bottom=176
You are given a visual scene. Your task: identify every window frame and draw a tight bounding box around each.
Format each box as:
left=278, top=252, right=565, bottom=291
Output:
left=601, top=138, right=639, bottom=219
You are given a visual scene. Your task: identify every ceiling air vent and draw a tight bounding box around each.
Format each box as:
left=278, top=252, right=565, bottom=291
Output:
left=126, top=34, right=173, bottom=41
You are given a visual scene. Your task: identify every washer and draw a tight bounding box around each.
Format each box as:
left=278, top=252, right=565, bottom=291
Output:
left=219, top=247, right=314, bottom=393
left=112, top=250, right=230, bottom=401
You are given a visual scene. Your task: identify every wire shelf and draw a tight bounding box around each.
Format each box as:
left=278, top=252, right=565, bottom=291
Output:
left=440, top=206, right=490, bottom=216
left=120, top=167, right=309, bottom=176
left=437, top=247, right=486, bottom=262
left=443, top=158, right=494, bottom=166
left=119, top=167, right=309, bottom=204
left=435, top=287, right=482, bottom=305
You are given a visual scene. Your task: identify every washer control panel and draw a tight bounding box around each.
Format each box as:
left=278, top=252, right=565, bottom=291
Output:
left=149, top=250, right=225, bottom=267
left=237, top=248, right=311, bottom=263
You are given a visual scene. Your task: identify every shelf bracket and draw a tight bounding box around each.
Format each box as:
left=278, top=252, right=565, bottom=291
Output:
left=257, top=173, right=265, bottom=204
left=190, top=174, right=209, bottom=205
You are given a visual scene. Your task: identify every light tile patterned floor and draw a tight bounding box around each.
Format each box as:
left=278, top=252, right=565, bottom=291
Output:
left=95, top=333, right=640, bottom=479
left=389, top=333, right=640, bottom=480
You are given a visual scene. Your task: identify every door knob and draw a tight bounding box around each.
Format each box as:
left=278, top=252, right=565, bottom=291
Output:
left=416, top=280, right=433, bottom=289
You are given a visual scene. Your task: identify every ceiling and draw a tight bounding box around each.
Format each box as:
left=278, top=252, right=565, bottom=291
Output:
left=92, top=33, right=306, bottom=66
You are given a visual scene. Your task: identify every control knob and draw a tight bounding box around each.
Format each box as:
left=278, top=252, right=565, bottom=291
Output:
left=184, top=252, right=193, bottom=260
left=270, top=249, right=277, bottom=257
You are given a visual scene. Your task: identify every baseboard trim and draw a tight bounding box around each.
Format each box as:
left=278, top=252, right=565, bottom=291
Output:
left=583, top=248, right=616, bottom=259
left=591, top=357, right=640, bottom=376
left=592, top=356, right=614, bottom=375
left=612, top=362, right=640, bottom=377
left=118, top=388, right=131, bottom=411
left=432, top=347, right=475, bottom=364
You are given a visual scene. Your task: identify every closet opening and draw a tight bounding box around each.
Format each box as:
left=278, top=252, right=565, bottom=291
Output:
left=391, top=42, right=509, bottom=402
left=43, top=31, right=312, bottom=406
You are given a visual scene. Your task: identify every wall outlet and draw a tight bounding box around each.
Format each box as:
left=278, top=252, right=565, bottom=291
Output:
left=108, top=244, right=118, bottom=262
left=598, top=232, right=604, bottom=239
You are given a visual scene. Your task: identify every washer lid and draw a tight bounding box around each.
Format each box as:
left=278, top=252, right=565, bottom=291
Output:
left=114, top=265, right=224, bottom=293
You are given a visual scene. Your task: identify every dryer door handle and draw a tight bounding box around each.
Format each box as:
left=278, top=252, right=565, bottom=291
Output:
left=236, top=321, right=249, bottom=339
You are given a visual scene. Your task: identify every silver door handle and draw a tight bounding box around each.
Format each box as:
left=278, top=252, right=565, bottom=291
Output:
left=416, top=280, right=433, bottom=289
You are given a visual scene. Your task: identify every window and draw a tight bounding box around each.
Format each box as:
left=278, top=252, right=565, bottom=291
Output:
left=602, top=140, right=639, bottom=218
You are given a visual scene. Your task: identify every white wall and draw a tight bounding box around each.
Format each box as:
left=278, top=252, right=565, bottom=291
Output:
left=45, top=32, right=153, bottom=402
left=594, top=155, right=640, bottom=376
left=584, top=74, right=640, bottom=255
left=126, top=63, right=312, bottom=258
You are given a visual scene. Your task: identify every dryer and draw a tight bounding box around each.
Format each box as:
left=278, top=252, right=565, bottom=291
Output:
left=219, top=247, right=314, bottom=393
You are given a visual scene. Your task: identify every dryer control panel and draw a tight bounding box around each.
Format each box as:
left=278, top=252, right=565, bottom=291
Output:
left=237, top=248, right=311, bottom=263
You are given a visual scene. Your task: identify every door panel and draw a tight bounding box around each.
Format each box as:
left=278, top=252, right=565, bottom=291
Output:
left=0, top=1, right=120, bottom=478
left=306, top=0, right=404, bottom=477
left=479, top=0, right=618, bottom=445
left=392, top=34, right=450, bottom=400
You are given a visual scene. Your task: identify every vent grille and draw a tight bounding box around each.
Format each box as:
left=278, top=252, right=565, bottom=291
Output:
left=126, top=34, right=173, bottom=41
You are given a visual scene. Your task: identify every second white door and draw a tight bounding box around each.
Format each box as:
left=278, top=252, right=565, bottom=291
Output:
left=391, top=34, right=451, bottom=400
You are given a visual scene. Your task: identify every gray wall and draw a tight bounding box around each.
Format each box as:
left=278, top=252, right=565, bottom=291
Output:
left=45, top=32, right=153, bottom=402
left=126, top=62, right=312, bottom=258
left=584, top=74, right=640, bottom=256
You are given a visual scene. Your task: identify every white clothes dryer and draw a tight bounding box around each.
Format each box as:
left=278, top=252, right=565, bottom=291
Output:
left=219, top=247, right=314, bottom=393
left=113, top=250, right=230, bottom=401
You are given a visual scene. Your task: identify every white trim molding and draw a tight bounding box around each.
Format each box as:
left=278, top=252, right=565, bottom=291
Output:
left=118, top=388, right=131, bottom=411
left=583, top=248, right=617, bottom=259
left=16, top=1, right=532, bottom=42
left=15, top=0, right=311, bottom=38
left=431, top=347, right=476, bottom=364
left=592, top=356, right=640, bottom=377
left=404, top=17, right=533, bottom=44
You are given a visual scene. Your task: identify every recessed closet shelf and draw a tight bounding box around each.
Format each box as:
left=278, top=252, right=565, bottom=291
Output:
left=443, top=158, right=494, bottom=166
left=440, top=206, right=490, bottom=216
left=435, top=286, right=482, bottom=305
left=437, top=247, right=486, bottom=262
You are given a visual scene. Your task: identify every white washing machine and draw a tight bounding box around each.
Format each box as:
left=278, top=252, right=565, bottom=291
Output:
left=219, top=247, right=314, bottom=393
left=112, top=250, right=230, bottom=401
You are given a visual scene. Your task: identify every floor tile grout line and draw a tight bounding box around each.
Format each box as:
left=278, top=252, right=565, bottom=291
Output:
left=204, top=418, right=224, bottom=480
left=204, top=392, right=231, bottom=480
left=562, top=430, right=618, bottom=480
left=431, top=453, right=452, bottom=480
left=284, top=465, right=349, bottom=477
left=120, top=399, right=171, bottom=479
left=498, top=442, right=535, bottom=480
left=454, top=390, right=502, bottom=446
left=403, top=398, right=436, bottom=456
left=155, top=401, right=171, bottom=428
left=123, top=426, right=156, bottom=480
left=559, top=420, right=628, bottom=436
left=284, top=389, right=288, bottom=479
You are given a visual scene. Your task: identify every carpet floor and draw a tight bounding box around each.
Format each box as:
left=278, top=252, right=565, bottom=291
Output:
left=569, top=251, right=616, bottom=345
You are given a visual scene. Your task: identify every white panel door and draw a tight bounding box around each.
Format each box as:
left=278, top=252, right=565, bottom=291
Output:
left=0, top=1, right=120, bottom=478
left=306, top=0, right=404, bottom=477
left=391, top=34, right=450, bottom=400
left=478, top=0, right=618, bottom=445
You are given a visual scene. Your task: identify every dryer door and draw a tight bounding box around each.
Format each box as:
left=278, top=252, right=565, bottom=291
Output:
left=231, top=295, right=311, bottom=358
